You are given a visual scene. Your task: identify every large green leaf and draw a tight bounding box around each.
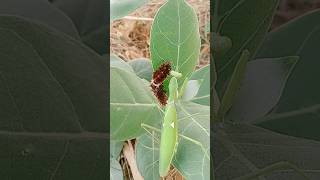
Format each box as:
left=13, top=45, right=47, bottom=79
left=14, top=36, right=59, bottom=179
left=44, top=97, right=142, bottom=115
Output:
left=150, top=0, right=201, bottom=91
left=227, top=56, right=298, bottom=123
left=51, top=0, right=107, bottom=54
left=136, top=102, right=210, bottom=180
left=214, top=124, right=320, bottom=179
left=128, top=58, right=153, bottom=81
left=110, top=67, right=161, bottom=141
left=0, top=16, right=107, bottom=179
left=0, top=0, right=79, bottom=39
left=255, top=9, right=320, bottom=141
left=213, top=0, right=279, bottom=97
left=110, top=0, right=149, bottom=21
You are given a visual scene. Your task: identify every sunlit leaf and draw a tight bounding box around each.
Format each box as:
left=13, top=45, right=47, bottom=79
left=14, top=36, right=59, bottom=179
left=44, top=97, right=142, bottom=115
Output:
left=110, top=67, right=161, bottom=141
left=150, top=0, right=201, bottom=92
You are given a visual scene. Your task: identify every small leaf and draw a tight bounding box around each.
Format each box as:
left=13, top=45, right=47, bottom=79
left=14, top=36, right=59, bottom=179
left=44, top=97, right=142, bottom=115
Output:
left=182, top=65, right=210, bottom=102
left=110, top=0, right=149, bottom=21
left=111, top=159, right=123, bottom=180
left=190, top=65, right=210, bottom=81
left=150, top=0, right=201, bottom=92
left=110, top=67, right=161, bottom=141
left=191, top=65, right=210, bottom=106
left=212, top=33, right=232, bottom=55
left=128, top=58, right=153, bottom=81
left=110, top=141, right=124, bottom=180
left=227, top=56, right=298, bottom=123
left=110, top=141, right=123, bottom=159
left=181, top=80, right=201, bottom=101
left=183, top=65, right=211, bottom=106
left=110, top=54, right=134, bottom=73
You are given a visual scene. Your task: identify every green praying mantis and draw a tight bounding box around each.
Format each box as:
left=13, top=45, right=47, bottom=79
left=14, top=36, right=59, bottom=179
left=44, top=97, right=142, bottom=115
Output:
left=141, top=68, right=210, bottom=178
left=159, top=76, right=179, bottom=177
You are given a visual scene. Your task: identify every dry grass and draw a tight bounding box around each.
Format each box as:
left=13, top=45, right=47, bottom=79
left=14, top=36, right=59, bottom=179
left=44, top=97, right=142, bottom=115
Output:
left=110, top=0, right=210, bottom=68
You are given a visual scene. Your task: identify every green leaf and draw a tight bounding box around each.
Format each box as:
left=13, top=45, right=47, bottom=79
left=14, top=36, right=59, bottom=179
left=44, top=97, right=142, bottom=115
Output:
left=150, top=0, right=201, bottom=92
left=110, top=141, right=123, bottom=159
left=255, top=9, right=320, bottom=141
left=0, top=16, right=107, bottom=179
left=110, top=67, right=161, bottom=141
left=214, top=124, right=320, bottom=179
left=218, top=50, right=250, bottom=120
left=51, top=0, right=108, bottom=54
left=191, top=65, right=210, bottom=106
left=110, top=141, right=123, bottom=180
left=111, top=159, right=123, bottom=180
left=110, top=54, right=134, bottom=73
left=190, top=65, right=210, bottom=81
left=181, top=80, right=201, bottom=101
left=136, top=102, right=210, bottom=180
left=213, top=0, right=279, bottom=97
left=227, top=56, right=298, bottom=123
left=183, top=65, right=210, bottom=106
left=0, top=0, right=80, bottom=39
left=182, top=65, right=210, bottom=101
left=110, top=0, right=149, bottom=21
left=128, top=58, right=153, bottom=81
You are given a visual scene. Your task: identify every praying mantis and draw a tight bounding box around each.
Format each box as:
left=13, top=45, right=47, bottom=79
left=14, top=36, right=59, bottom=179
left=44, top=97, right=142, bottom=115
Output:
left=140, top=66, right=211, bottom=179
left=158, top=76, right=179, bottom=176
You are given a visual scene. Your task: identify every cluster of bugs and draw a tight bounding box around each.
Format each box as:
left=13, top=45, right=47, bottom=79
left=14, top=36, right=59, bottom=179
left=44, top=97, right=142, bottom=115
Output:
left=150, top=61, right=172, bottom=106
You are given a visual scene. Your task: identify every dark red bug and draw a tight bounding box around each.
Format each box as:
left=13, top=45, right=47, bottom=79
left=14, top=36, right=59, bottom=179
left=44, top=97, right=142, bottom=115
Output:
left=150, top=62, right=172, bottom=106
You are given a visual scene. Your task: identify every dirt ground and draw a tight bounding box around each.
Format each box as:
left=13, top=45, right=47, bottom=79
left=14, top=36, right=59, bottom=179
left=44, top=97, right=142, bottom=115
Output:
left=110, top=0, right=320, bottom=179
